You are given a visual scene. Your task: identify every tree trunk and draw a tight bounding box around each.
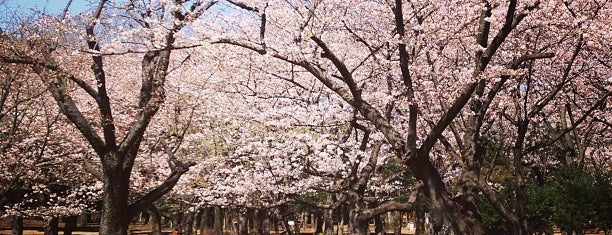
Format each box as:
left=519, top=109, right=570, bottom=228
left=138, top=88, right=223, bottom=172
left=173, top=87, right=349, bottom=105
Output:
left=142, top=210, right=150, bottom=224
left=63, top=216, right=78, bottom=235
left=173, top=212, right=184, bottom=234
left=78, top=213, right=90, bottom=228
left=11, top=216, right=23, bottom=235
left=315, top=213, right=324, bottom=235
left=262, top=210, right=271, bottom=235
left=99, top=171, right=131, bottom=235
left=374, top=214, right=384, bottom=235
left=44, top=217, right=59, bottom=235
left=230, top=210, right=239, bottom=235
left=415, top=208, right=424, bottom=235
left=213, top=207, right=223, bottom=235
left=323, top=207, right=334, bottom=235
left=238, top=211, right=248, bottom=235
left=407, top=157, right=484, bottom=235
left=273, top=217, right=279, bottom=235
left=393, top=212, right=401, bottom=235
left=146, top=205, right=162, bottom=235
left=252, top=209, right=267, bottom=235
left=184, top=211, right=195, bottom=235
left=200, top=208, right=213, bottom=235
left=351, top=219, right=369, bottom=235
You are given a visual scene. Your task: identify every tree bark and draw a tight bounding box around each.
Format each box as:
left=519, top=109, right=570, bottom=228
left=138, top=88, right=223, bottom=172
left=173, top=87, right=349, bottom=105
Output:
left=63, top=216, right=78, bottom=235
left=146, top=205, right=162, bottom=235
left=78, top=213, right=90, bottom=228
left=315, top=213, right=324, bottom=235
left=374, top=214, right=384, bottom=235
left=199, top=208, right=213, bottom=235
left=184, top=211, right=195, bottom=235
left=251, top=209, right=267, bottom=235
left=238, top=211, right=248, bottom=235
left=213, top=207, right=223, bottom=235
left=323, top=205, right=334, bottom=235
left=407, top=156, right=484, bottom=235
left=44, top=217, right=59, bottom=235
left=99, top=169, right=131, bottom=235
left=393, top=212, right=401, bottom=235
left=11, top=216, right=23, bottom=235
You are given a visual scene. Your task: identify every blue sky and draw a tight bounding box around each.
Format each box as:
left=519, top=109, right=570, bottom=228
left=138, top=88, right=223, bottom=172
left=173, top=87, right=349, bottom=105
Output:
left=1, top=0, right=91, bottom=15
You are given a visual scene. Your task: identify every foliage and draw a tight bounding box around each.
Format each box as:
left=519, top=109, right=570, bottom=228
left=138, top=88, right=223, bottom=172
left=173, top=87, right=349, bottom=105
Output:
left=547, top=165, right=612, bottom=234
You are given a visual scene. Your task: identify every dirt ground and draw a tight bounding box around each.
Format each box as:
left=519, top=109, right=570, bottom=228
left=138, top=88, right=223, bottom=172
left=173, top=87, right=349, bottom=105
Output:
left=0, top=219, right=172, bottom=235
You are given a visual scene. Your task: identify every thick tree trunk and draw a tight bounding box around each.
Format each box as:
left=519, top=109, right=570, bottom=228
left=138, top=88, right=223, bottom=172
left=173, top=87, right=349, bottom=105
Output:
left=99, top=172, right=131, bottom=235
left=407, top=157, right=484, bottom=235
left=63, top=216, right=78, bottom=235
left=11, top=216, right=23, bottom=235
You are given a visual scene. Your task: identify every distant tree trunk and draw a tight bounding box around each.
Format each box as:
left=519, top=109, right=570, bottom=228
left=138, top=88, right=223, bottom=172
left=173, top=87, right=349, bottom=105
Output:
left=199, top=208, right=213, bottom=235
left=184, top=211, right=196, bottom=235
left=352, top=219, right=369, bottom=235
left=252, top=209, right=266, bottom=235
left=393, top=212, right=401, bottom=235
left=63, top=215, right=78, bottom=235
left=324, top=208, right=334, bottom=235
left=262, top=210, right=271, bottom=235
left=142, top=210, right=151, bottom=224
left=238, top=211, right=248, bottom=235
left=78, top=214, right=89, bottom=228
left=374, top=214, right=385, bottom=235
left=337, top=216, right=344, bottom=235
left=213, top=207, right=223, bottom=235
left=415, top=208, right=424, bottom=235
left=44, top=217, right=59, bottom=235
left=174, top=212, right=185, bottom=233
left=146, top=205, right=162, bottom=235
left=281, top=220, right=293, bottom=235
left=315, top=213, right=324, bottom=235
left=11, top=216, right=23, bottom=235
left=273, top=217, right=280, bottom=235
left=230, top=210, right=239, bottom=235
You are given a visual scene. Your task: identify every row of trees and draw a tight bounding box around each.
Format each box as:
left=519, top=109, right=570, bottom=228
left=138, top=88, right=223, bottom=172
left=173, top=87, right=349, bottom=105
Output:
left=1, top=0, right=610, bottom=235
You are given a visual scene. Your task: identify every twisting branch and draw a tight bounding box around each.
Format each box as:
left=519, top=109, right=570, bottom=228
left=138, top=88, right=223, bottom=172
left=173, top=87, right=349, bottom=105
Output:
left=128, top=159, right=195, bottom=216
left=355, top=183, right=422, bottom=222
left=479, top=180, right=519, bottom=224
left=86, top=0, right=118, bottom=152
left=309, top=35, right=361, bottom=99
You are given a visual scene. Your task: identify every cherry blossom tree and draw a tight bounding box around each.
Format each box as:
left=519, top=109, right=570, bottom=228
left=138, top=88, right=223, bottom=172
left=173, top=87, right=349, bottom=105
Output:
left=0, top=1, right=219, bottom=234
left=199, top=0, right=611, bottom=234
